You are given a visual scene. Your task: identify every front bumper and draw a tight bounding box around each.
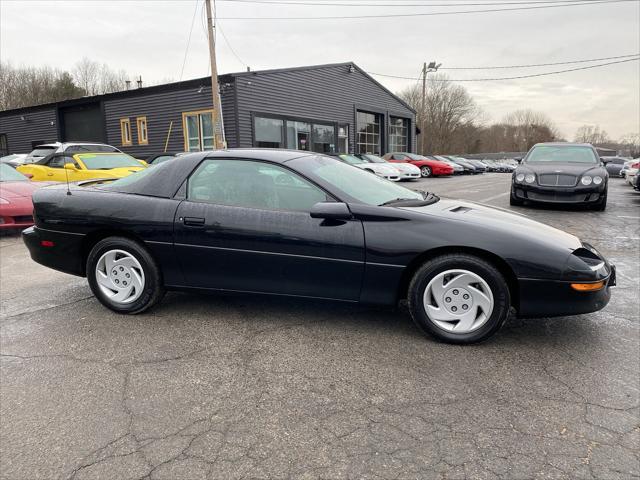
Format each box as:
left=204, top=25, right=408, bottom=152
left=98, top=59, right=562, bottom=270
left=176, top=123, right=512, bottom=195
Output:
left=513, top=183, right=605, bottom=204
left=22, top=226, right=86, bottom=276
left=399, top=172, right=421, bottom=180
left=518, top=266, right=615, bottom=318
left=432, top=168, right=454, bottom=176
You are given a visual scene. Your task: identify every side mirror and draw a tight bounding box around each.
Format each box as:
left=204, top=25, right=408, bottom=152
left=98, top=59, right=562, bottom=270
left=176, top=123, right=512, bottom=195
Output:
left=513, top=157, right=522, bottom=164
left=64, top=163, right=77, bottom=170
left=310, top=202, right=352, bottom=220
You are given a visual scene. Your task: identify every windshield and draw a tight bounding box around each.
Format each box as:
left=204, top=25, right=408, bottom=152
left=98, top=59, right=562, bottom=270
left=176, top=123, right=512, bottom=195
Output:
left=0, top=164, right=28, bottom=182
left=526, top=146, right=598, bottom=164
left=338, top=154, right=365, bottom=165
left=27, top=147, right=56, bottom=160
left=66, top=144, right=119, bottom=153
left=405, top=153, right=426, bottom=161
left=362, top=154, right=386, bottom=164
left=77, top=153, right=144, bottom=170
left=291, top=155, right=425, bottom=206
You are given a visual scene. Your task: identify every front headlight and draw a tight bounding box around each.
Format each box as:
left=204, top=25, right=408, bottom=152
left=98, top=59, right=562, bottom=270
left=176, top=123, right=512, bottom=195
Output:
left=581, top=176, right=593, bottom=186
left=515, top=173, right=525, bottom=182
left=593, top=176, right=603, bottom=185
left=525, top=173, right=536, bottom=184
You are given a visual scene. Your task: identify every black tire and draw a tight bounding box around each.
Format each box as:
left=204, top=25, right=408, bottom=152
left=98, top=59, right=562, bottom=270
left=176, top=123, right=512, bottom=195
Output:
left=420, top=166, right=432, bottom=177
left=407, top=254, right=511, bottom=344
left=591, top=193, right=607, bottom=211
left=86, top=236, right=165, bottom=314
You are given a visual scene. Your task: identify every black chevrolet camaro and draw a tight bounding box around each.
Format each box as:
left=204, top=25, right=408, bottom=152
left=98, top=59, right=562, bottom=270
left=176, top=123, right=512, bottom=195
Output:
left=23, top=149, right=615, bottom=344
left=511, top=143, right=609, bottom=210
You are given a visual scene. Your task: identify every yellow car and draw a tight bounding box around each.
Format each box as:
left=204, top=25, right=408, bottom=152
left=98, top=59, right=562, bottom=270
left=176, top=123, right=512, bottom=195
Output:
left=17, top=152, right=147, bottom=182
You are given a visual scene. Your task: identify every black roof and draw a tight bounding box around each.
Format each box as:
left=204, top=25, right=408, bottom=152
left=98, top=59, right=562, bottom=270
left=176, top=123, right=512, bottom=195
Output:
left=0, top=61, right=415, bottom=116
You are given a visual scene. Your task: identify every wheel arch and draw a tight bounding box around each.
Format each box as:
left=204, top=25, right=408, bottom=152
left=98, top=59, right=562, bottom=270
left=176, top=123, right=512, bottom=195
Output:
left=396, top=246, right=520, bottom=312
left=80, top=229, right=149, bottom=276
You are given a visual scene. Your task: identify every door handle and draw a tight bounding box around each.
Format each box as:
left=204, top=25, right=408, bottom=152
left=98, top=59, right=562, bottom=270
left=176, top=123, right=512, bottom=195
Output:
left=182, top=216, right=205, bottom=226
left=47, top=173, right=54, bottom=176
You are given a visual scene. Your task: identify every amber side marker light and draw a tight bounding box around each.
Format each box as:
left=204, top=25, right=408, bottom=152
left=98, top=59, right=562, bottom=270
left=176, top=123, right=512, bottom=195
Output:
left=571, top=281, right=605, bottom=292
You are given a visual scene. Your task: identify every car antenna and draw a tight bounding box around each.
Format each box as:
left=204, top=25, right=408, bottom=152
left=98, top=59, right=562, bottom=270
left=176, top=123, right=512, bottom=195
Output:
left=64, top=154, right=72, bottom=196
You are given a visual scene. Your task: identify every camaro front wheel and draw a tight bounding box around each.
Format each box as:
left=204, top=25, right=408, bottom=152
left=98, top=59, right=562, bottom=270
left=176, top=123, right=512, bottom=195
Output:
left=407, top=254, right=511, bottom=344
left=420, top=166, right=432, bottom=177
left=86, top=237, right=165, bottom=314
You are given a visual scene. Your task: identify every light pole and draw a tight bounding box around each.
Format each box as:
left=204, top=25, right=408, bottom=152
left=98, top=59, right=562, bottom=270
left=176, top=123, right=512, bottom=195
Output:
left=420, top=61, right=441, bottom=155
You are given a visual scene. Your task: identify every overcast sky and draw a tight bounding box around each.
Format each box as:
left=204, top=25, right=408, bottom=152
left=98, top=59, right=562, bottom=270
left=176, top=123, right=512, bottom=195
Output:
left=1, top=0, right=638, bottom=140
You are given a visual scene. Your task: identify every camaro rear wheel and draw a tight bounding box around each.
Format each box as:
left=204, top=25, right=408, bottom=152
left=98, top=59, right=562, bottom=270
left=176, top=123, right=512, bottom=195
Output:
left=407, top=254, right=511, bottom=344
left=87, top=237, right=165, bottom=314
left=420, top=166, right=432, bottom=177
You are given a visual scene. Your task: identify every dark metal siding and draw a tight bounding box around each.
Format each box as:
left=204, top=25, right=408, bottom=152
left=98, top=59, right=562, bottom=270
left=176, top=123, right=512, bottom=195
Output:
left=234, top=65, right=415, bottom=153
left=103, top=84, right=237, bottom=158
left=0, top=108, right=58, bottom=153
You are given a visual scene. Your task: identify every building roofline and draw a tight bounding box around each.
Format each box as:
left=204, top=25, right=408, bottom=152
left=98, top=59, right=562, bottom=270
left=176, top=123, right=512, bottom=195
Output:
left=0, top=61, right=414, bottom=117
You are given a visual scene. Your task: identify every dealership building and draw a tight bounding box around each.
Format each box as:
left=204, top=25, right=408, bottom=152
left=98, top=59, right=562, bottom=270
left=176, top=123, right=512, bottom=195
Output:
left=0, top=62, right=416, bottom=158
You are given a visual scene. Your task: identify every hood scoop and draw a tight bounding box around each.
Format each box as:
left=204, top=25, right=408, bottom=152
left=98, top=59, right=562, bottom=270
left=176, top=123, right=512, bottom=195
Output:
left=449, top=206, right=472, bottom=213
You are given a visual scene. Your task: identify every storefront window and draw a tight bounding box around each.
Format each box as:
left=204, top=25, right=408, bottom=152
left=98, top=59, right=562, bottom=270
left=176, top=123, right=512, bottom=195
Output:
left=312, top=124, right=335, bottom=153
left=286, top=121, right=311, bottom=150
left=389, top=116, right=409, bottom=152
left=356, top=111, right=382, bottom=155
left=255, top=117, right=284, bottom=148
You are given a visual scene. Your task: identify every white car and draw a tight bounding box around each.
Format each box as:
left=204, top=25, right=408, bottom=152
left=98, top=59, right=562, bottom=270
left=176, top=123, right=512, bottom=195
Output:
left=625, top=159, right=639, bottom=186
left=23, top=142, right=123, bottom=164
left=356, top=153, right=420, bottom=181
left=335, top=154, right=400, bottom=181
left=0, top=153, right=28, bottom=167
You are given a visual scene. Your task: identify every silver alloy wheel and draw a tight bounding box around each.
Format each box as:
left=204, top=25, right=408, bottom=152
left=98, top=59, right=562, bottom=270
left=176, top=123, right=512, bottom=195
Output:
left=421, top=166, right=431, bottom=177
left=423, top=269, right=494, bottom=333
left=95, top=249, right=145, bottom=304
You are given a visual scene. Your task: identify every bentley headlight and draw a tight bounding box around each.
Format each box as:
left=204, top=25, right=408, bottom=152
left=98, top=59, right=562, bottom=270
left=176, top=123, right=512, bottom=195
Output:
left=516, top=173, right=525, bottom=182
left=581, top=176, right=593, bottom=186
left=525, top=173, right=536, bottom=184
left=593, top=176, right=603, bottom=185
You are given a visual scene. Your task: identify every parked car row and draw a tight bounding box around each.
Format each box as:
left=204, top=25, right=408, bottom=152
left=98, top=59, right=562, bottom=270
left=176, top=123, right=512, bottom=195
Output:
left=620, top=158, right=639, bottom=191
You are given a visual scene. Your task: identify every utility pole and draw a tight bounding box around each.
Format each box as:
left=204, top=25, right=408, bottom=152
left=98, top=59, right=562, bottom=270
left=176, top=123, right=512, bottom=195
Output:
left=420, top=61, right=441, bottom=155
left=205, top=0, right=226, bottom=149
left=421, top=62, right=427, bottom=155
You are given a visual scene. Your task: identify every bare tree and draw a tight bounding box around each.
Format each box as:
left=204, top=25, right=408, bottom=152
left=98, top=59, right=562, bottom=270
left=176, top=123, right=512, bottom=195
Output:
left=73, top=58, right=129, bottom=96
left=618, top=133, right=640, bottom=157
left=73, top=57, right=101, bottom=96
left=399, top=74, right=481, bottom=155
left=574, top=125, right=610, bottom=145
left=0, top=62, right=85, bottom=110
left=500, top=109, right=560, bottom=151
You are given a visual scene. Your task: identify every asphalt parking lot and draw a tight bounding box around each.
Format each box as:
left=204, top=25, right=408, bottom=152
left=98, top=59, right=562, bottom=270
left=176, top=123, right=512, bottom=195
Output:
left=1, top=174, right=638, bottom=480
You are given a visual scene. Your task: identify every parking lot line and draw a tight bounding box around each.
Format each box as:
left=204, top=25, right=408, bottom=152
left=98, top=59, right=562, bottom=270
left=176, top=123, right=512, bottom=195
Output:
left=479, top=192, right=510, bottom=203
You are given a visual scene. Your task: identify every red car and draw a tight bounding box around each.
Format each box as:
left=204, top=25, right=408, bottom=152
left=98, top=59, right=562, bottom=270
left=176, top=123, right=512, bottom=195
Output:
left=383, top=152, right=453, bottom=177
left=0, top=164, right=48, bottom=230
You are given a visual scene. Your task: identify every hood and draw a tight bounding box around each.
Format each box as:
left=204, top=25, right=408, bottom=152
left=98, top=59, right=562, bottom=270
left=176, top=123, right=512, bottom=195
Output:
left=394, top=163, right=420, bottom=172
left=517, top=162, right=606, bottom=177
left=0, top=181, right=42, bottom=199
left=401, top=197, right=581, bottom=251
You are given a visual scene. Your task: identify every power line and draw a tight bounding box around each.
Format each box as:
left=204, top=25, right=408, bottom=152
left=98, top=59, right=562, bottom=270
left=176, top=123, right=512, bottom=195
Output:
left=179, top=0, right=201, bottom=80
left=217, top=22, right=249, bottom=68
left=217, top=0, right=635, bottom=19
left=440, top=53, right=640, bottom=70
left=367, top=56, right=639, bottom=81
left=218, top=0, right=605, bottom=6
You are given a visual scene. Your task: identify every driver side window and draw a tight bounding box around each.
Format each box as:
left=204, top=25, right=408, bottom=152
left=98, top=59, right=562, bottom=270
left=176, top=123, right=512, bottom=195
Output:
left=187, top=159, right=330, bottom=212
left=47, top=155, right=71, bottom=168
